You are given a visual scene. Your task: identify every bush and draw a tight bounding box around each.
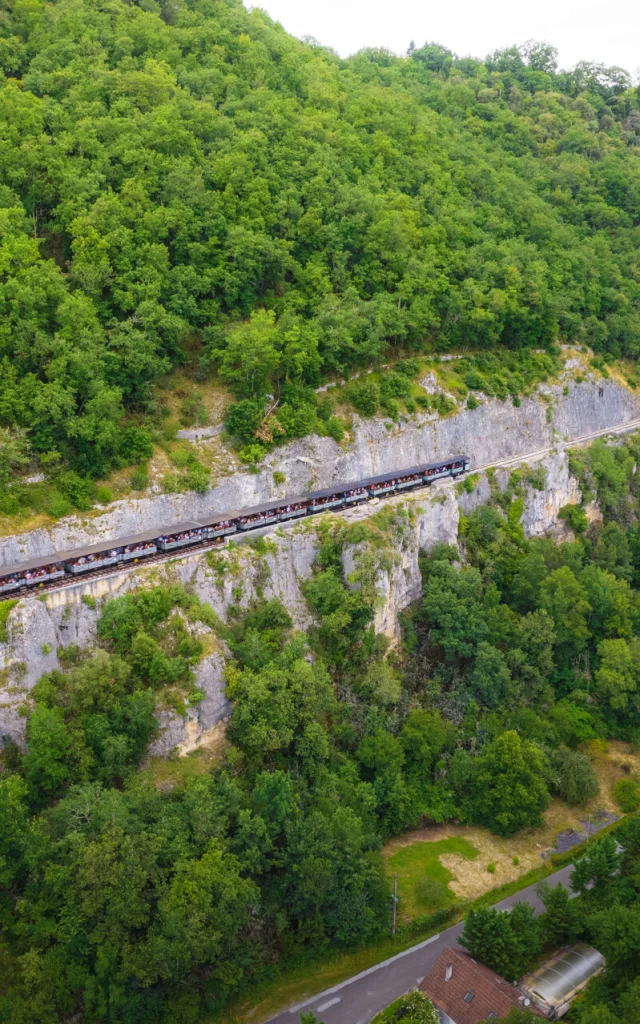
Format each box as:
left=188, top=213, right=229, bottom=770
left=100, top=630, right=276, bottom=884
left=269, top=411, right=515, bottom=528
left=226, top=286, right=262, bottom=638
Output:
left=0, top=489, right=21, bottom=515
left=382, top=398, right=400, bottom=420
left=379, top=372, right=411, bottom=401
left=179, top=394, right=206, bottom=427
left=372, top=992, right=439, bottom=1024
left=95, top=486, right=113, bottom=504
left=184, top=466, right=210, bottom=494
left=238, top=444, right=267, bottom=466
left=466, top=393, right=479, bottom=410
left=552, top=749, right=599, bottom=806
left=130, top=464, right=149, bottom=491
left=120, top=427, right=154, bottom=464
left=317, top=415, right=345, bottom=442
left=225, top=399, right=266, bottom=443
left=350, top=379, right=380, bottom=416
left=46, top=495, right=73, bottom=519
left=434, top=393, right=455, bottom=415
left=558, top=503, right=588, bottom=534
left=274, top=400, right=317, bottom=439
left=0, top=599, right=18, bottom=642
left=614, top=777, right=640, bottom=813
left=464, top=370, right=486, bottom=390
left=395, top=358, right=420, bottom=377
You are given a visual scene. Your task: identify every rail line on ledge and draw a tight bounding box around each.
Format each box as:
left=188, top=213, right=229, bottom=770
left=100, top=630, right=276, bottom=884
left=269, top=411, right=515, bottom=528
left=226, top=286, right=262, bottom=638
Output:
left=9, top=415, right=640, bottom=600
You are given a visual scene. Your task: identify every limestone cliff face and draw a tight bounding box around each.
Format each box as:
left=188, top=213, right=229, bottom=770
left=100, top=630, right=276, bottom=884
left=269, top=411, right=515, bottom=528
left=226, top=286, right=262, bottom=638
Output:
left=1, top=377, right=637, bottom=753
left=0, top=526, right=319, bottom=751
left=0, top=445, right=582, bottom=751
left=1, top=377, right=638, bottom=564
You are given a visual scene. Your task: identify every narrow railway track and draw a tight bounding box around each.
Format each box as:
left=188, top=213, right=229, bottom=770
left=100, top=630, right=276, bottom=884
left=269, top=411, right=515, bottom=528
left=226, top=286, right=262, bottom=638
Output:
left=10, top=415, right=640, bottom=600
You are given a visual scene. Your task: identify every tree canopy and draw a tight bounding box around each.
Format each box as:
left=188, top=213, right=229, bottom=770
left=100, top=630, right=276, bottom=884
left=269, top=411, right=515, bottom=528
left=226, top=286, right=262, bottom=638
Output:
left=1, top=0, right=640, bottom=479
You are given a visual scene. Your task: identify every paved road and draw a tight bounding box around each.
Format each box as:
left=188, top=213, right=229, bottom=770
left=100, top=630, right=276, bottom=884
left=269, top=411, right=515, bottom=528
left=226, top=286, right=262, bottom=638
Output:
left=258, top=418, right=640, bottom=1024
left=268, top=864, right=575, bottom=1024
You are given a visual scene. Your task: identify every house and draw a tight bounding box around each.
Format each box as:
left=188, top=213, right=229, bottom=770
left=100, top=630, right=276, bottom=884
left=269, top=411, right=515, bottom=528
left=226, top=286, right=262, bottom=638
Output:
left=419, top=947, right=542, bottom=1024
left=520, top=944, right=605, bottom=1019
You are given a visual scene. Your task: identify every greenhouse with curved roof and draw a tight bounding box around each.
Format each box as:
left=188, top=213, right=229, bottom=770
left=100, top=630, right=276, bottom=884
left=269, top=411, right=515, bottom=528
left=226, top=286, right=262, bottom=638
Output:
left=520, top=943, right=605, bottom=1018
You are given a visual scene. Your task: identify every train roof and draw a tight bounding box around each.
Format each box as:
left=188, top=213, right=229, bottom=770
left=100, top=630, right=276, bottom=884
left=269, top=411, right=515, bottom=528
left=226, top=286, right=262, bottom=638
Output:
left=308, top=456, right=467, bottom=497
left=154, top=521, right=203, bottom=537
left=0, top=552, right=67, bottom=576
left=237, top=497, right=309, bottom=517
left=0, top=458, right=469, bottom=579
left=0, top=523, right=202, bottom=577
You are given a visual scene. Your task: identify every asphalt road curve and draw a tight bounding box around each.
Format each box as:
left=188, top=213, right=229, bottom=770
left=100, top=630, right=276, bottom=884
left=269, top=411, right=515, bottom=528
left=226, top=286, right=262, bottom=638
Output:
left=267, top=864, right=575, bottom=1024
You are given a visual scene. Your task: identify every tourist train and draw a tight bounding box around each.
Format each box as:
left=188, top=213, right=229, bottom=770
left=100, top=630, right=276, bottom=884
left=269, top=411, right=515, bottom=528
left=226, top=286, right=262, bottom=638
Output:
left=0, top=455, right=470, bottom=594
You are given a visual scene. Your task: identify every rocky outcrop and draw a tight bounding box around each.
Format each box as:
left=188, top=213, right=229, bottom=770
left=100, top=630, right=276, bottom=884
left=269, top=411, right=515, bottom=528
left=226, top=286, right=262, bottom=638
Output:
left=0, top=441, right=586, bottom=750
left=0, top=526, right=320, bottom=750
left=456, top=451, right=580, bottom=538
left=1, top=377, right=638, bottom=565
left=1, top=375, right=638, bottom=754
left=147, top=651, right=228, bottom=758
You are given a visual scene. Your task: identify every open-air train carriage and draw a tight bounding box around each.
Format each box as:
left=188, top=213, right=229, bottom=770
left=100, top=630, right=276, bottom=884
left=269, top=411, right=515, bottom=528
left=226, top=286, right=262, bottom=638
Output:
left=359, top=456, right=469, bottom=496
left=306, top=486, right=347, bottom=512
left=117, top=528, right=161, bottom=562
left=199, top=513, right=240, bottom=539
left=156, top=522, right=205, bottom=551
left=232, top=497, right=309, bottom=530
left=0, top=454, right=471, bottom=592
left=65, top=550, right=119, bottom=574
left=235, top=498, right=289, bottom=530
left=344, top=487, right=368, bottom=504
left=0, top=554, right=66, bottom=592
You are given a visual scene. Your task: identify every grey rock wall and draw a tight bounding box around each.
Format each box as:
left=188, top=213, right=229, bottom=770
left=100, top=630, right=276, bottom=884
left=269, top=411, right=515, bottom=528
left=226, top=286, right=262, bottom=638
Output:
left=1, top=378, right=638, bottom=565
left=2, top=376, right=638, bottom=754
left=0, top=442, right=584, bottom=751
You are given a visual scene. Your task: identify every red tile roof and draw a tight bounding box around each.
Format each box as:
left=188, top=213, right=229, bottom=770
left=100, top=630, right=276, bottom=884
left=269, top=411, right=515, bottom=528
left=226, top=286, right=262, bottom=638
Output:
left=419, top=947, right=543, bottom=1024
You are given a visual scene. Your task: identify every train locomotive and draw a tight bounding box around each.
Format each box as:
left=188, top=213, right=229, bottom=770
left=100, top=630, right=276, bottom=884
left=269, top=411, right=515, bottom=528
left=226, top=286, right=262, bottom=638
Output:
left=0, top=455, right=470, bottom=595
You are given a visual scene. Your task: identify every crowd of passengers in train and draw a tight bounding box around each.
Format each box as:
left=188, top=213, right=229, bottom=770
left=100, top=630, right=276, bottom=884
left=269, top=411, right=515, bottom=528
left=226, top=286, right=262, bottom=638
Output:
left=122, top=542, right=157, bottom=557
left=157, top=529, right=204, bottom=545
left=71, top=549, right=119, bottom=566
left=0, top=565, right=62, bottom=589
left=0, top=462, right=466, bottom=590
left=239, top=502, right=306, bottom=524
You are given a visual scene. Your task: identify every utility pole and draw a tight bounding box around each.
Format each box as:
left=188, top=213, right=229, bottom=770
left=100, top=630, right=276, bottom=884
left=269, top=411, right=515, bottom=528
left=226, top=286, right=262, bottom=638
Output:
left=392, top=874, right=398, bottom=936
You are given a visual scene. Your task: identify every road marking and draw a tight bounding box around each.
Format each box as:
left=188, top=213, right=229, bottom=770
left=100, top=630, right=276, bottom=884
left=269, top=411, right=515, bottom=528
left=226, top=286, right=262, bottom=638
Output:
left=316, top=997, right=341, bottom=1012
left=288, top=934, right=441, bottom=1013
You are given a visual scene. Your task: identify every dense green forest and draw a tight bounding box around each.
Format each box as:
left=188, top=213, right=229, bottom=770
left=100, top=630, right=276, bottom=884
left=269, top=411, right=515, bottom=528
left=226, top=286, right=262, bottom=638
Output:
left=1, top=435, right=640, bottom=1023
left=1, top=0, right=640, bottom=489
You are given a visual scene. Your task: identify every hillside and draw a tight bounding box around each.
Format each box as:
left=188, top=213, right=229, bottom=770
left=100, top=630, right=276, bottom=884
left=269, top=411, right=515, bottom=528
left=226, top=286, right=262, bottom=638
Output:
left=4, top=6, right=640, bottom=1022
left=1, top=0, right=640, bottom=497
left=1, top=417, right=640, bottom=1024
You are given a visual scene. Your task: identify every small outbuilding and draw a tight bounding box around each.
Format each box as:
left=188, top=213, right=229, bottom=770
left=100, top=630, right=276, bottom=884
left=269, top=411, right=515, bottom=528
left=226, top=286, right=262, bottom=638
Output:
left=520, top=943, right=605, bottom=1019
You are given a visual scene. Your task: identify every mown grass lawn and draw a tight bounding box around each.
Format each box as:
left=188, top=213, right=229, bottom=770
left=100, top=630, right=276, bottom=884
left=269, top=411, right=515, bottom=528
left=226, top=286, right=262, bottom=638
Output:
left=388, top=836, right=479, bottom=919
